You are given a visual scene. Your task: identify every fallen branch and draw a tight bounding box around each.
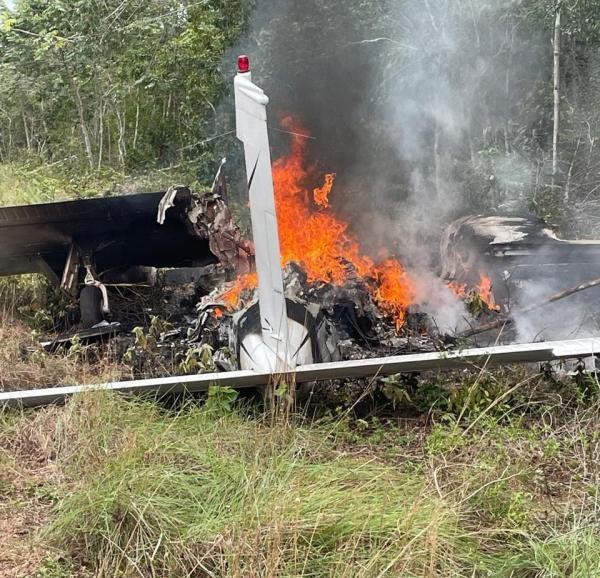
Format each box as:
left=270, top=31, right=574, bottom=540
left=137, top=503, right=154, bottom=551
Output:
left=461, top=276, right=600, bottom=338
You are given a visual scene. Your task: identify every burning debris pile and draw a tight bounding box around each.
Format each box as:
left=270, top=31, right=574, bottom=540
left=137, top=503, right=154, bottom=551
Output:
left=229, top=117, right=417, bottom=332
left=121, top=266, right=443, bottom=382
left=121, top=120, right=504, bottom=379
left=115, top=113, right=517, bottom=383
left=448, top=275, right=500, bottom=315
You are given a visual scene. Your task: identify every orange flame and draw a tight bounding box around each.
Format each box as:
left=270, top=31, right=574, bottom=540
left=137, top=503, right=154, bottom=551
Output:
left=447, top=281, right=468, bottom=299
left=373, top=259, right=415, bottom=331
left=448, top=274, right=499, bottom=312
left=313, top=173, right=335, bottom=208
left=476, top=274, right=499, bottom=312
left=222, top=272, right=258, bottom=308
left=224, top=117, right=417, bottom=329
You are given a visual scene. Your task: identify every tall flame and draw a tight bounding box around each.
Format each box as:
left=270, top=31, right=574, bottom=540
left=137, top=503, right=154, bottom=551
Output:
left=313, top=173, right=335, bottom=208
left=225, top=117, right=417, bottom=329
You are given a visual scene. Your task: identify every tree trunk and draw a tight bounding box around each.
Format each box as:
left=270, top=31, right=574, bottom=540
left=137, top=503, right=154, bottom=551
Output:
left=0, top=108, right=12, bottom=159
left=504, top=23, right=515, bottom=156
left=40, top=100, right=49, bottom=151
left=97, top=101, right=104, bottom=170
left=115, top=105, right=126, bottom=167
left=4, top=115, right=12, bottom=157
left=22, top=112, right=31, bottom=151
left=74, top=80, right=94, bottom=169
left=107, top=122, right=111, bottom=164
left=552, top=2, right=562, bottom=191
left=133, top=92, right=140, bottom=150
left=60, top=52, right=94, bottom=169
left=467, top=116, right=476, bottom=168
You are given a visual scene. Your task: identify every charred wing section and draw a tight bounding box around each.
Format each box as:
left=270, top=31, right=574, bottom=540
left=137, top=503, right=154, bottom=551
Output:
left=0, top=189, right=215, bottom=280
left=0, top=187, right=254, bottom=282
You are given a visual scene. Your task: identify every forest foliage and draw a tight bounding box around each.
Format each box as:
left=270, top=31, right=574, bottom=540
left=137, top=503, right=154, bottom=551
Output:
left=0, top=0, right=253, bottom=184
left=1, top=1, right=600, bottom=235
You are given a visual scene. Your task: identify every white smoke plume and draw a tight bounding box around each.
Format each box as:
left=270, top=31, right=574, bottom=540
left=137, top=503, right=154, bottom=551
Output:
left=224, top=0, right=556, bottom=336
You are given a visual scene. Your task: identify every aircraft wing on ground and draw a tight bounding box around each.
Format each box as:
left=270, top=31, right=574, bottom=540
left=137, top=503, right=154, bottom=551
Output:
left=0, top=189, right=217, bottom=282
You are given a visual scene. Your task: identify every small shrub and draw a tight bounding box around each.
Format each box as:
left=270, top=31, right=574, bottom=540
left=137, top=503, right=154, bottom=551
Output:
left=205, top=384, right=239, bottom=415
left=425, top=421, right=465, bottom=455
left=36, top=557, right=71, bottom=578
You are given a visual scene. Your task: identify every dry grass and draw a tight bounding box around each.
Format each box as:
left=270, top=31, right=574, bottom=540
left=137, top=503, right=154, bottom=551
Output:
left=0, top=469, right=53, bottom=578
left=0, top=311, right=130, bottom=393
left=0, top=395, right=469, bottom=577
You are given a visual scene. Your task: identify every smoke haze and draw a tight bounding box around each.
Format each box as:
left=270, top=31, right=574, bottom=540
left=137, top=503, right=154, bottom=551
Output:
left=233, top=0, right=546, bottom=239
left=226, top=0, right=588, bottom=337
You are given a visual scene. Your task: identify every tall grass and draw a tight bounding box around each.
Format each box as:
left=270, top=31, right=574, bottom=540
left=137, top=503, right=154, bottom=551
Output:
left=2, top=392, right=599, bottom=577
left=0, top=159, right=204, bottom=208
left=38, top=394, right=468, bottom=577
left=0, top=162, right=66, bottom=206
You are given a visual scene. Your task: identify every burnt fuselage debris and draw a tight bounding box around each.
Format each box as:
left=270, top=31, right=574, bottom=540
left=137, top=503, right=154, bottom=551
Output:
left=441, top=214, right=600, bottom=341
left=441, top=215, right=600, bottom=303
left=156, top=261, right=447, bottom=394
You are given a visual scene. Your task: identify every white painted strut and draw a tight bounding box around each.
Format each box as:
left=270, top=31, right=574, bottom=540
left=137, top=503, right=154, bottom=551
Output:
left=234, top=56, right=292, bottom=372
left=2, top=338, right=599, bottom=408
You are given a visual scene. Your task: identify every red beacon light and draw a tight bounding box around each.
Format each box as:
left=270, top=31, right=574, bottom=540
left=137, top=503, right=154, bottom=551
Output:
left=238, top=55, right=250, bottom=74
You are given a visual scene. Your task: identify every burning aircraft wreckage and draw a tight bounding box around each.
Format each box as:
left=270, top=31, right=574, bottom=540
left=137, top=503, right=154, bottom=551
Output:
left=2, top=56, right=600, bottom=407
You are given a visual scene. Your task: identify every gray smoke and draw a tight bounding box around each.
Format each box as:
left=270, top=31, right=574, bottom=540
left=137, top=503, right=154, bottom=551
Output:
left=511, top=261, right=600, bottom=342
left=225, top=0, right=550, bottom=334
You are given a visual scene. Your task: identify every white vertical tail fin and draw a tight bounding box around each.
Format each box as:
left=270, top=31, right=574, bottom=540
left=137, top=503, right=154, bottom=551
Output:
left=234, top=56, right=293, bottom=372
